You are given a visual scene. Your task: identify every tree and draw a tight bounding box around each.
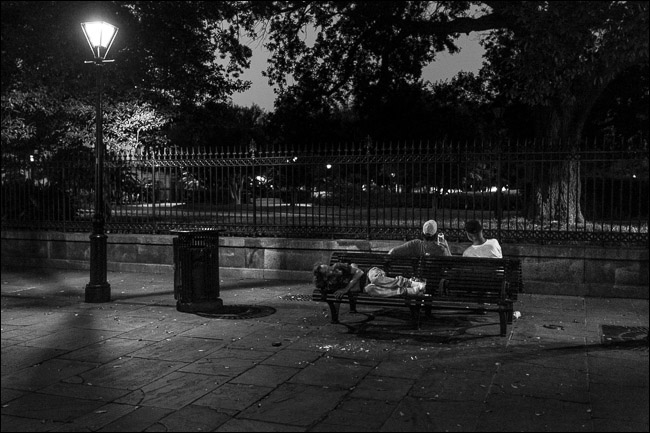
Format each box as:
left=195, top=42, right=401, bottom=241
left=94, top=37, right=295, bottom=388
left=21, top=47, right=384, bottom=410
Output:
left=481, top=2, right=648, bottom=143
left=1, top=1, right=257, bottom=157
left=481, top=2, right=648, bottom=224
left=249, top=1, right=649, bottom=225
left=249, top=2, right=505, bottom=105
left=584, top=64, right=649, bottom=141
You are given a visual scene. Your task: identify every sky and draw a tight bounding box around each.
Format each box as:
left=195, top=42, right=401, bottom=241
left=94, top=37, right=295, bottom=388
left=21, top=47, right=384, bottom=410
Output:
left=230, top=32, right=487, bottom=111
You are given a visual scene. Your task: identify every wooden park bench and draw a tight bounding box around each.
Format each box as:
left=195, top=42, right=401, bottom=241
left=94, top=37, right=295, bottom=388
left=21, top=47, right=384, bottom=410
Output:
left=311, top=251, right=523, bottom=337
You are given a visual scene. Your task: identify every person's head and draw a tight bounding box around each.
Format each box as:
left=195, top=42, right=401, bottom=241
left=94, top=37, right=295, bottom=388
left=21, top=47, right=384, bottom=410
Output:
left=464, top=220, right=484, bottom=242
left=422, top=219, right=438, bottom=241
left=312, top=263, right=342, bottom=289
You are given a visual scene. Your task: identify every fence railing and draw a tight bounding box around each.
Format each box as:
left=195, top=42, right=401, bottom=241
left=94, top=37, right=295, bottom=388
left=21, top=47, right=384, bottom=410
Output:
left=2, top=139, right=648, bottom=245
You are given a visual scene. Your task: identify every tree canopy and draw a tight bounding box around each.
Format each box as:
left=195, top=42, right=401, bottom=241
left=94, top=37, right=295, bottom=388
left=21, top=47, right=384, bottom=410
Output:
left=481, top=1, right=649, bottom=142
left=1, top=1, right=648, bottom=155
left=1, top=1, right=257, bottom=156
left=251, top=1, right=649, bottom=142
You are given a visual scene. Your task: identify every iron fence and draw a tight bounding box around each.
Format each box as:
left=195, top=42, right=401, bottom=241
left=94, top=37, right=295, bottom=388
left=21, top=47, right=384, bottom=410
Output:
left=2, top=138, right=648, bottom=245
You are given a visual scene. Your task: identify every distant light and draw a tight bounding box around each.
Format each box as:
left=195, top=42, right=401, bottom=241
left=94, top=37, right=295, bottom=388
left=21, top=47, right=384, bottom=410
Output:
left=326, top=164, right=332, bottom=169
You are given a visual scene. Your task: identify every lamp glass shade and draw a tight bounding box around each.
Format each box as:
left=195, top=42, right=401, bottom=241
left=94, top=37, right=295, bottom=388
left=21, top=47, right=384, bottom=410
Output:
left=81, top=21, right=118, bottom=59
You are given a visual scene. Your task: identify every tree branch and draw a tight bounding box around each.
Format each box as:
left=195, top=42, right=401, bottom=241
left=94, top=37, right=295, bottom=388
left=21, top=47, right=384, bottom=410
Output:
left=407, top=12, right=513, bottom=36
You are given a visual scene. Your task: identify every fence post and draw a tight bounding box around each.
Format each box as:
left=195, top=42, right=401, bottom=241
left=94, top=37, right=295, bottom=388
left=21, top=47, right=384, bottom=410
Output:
left=496, top=143, right=502, bottom=241
left=250, top=141, right=257, bottom=235
left=365, top=136, right=372, bottom=240
left=151, top=158, right=157, bottom=232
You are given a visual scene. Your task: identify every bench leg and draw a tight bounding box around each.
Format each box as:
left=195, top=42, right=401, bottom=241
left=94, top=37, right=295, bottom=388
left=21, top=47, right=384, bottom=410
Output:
left=505, top=300, right=514, bottom=324
left=326, top=301, right=340, bottom=324
left=498, top=308, right=507, bottom=337
left=409, top=305, right=422, bottom=330
left=349, top=295, right=358, bottom=313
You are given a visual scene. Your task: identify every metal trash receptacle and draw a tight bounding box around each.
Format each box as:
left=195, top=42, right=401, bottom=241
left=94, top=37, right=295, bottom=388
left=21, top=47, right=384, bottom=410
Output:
left=171, top=229, right=223, bottom=313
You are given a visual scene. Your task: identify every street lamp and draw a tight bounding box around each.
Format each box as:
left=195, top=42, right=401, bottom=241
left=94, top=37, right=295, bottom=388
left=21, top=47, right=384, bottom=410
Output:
left=81, top=21, right=118, bottom=303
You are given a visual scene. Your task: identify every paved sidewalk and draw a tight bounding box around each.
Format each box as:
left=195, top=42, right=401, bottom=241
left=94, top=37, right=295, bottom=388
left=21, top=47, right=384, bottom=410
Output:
left=1, top=267, right=648, bottom=432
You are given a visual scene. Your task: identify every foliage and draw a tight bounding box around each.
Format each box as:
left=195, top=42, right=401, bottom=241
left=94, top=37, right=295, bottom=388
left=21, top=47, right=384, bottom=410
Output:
left=167, top=102, right=269, bottom=149
left=250, top=1, right=649, bottom=144
left=1, top=87, right=94, bottom=158
left=251, top=1, right=478, bottom=104
left=0, top=1, right=257, bottom=158
left=1, top=1, right=255, bottom=103
left=266, top=71, right=503, bottom=145
left=1, top=179, right=77, bottom=221
left=266, top=91, right=362, bottom=146
left=584, top=64, right=649, bottom=142
left=104, top=99, right=173, bottom=153
left=480, top=1, right=649, bottom=141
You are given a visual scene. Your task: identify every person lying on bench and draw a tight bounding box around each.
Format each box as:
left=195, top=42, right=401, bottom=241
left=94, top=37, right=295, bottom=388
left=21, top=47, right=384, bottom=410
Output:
left=313, top=263, right=425, bottom=299
left=388, top=219, right=451, bottom=257
left=462, top=220, right=503, bottom=258
left=313, top=262, right=366, bottom=300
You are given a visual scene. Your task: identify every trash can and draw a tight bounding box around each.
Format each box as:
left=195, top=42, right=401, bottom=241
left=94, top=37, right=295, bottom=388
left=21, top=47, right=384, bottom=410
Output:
left=171, top=229, right=223, bottom=313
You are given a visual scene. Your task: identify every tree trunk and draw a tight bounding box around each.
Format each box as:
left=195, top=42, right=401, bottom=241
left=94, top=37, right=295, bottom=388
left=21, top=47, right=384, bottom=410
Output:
left=526, top=102, right=593, bottom=225
left=525, top=73, right=618, bottom=226
left=527, top=157, right=582, bottom=227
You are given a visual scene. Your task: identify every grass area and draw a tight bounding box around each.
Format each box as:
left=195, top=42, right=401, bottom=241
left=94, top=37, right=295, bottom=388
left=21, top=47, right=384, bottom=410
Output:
left=106, top=203, right=648, bottom=231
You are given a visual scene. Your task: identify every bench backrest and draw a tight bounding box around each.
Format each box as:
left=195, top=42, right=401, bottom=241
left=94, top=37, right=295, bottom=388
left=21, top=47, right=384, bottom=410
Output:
left=329, top=251, right=523, bottom=301
left=329, top=251, right=420, bottom=279
left=422, top=256, right=519, bottom=302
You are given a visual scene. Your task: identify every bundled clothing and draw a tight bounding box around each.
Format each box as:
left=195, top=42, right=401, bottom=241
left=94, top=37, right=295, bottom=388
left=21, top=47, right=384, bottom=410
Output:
left=315, top=263, right=425, bottom=298
left=364, top=267, right=426, bottom=297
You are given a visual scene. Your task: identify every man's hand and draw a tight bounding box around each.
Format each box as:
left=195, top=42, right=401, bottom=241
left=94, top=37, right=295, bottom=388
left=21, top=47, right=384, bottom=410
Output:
left=440, top=238, right=452, bottom=256
left=334, top=288, right=348, bottom=300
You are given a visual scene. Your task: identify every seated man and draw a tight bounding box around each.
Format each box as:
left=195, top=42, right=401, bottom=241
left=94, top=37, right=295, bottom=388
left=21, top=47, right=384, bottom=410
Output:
left=388, top=219, right=451, bottom=257
left=462, top=220, right=502, bottom=258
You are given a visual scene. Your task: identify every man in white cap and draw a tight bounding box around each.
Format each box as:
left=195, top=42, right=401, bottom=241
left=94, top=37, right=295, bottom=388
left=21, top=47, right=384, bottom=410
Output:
left=388, top=219, right=451, bottom=257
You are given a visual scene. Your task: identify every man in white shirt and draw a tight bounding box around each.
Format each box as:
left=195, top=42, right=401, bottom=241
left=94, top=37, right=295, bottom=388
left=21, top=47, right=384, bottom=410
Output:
left=462, top=220, right=502, bottom=258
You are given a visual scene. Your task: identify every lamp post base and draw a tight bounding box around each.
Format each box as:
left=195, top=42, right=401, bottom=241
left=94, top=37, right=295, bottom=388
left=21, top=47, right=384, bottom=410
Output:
left=87, top=230, right=110, bottom=303
left=85, top=283, right=111, bottom=303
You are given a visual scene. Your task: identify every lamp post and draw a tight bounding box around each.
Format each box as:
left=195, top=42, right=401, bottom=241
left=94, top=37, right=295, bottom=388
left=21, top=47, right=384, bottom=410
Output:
left=81, top=21, right=118, bottom=303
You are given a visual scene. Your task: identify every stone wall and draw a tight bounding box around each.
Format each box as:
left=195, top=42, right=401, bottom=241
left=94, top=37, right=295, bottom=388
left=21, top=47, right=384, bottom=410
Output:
left=1, top=230, right=647, bottom=298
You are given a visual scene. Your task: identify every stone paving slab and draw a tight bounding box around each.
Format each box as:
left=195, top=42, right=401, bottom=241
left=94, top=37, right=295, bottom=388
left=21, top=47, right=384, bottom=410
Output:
left=58, top=337, right=155, bottom=364
left=1, top=268, right=648, bottom=432
left=2, top=358, right=99, bottom=392
left=114, top=371, right=225, bottom=409
left=2, top=392, right=106, bottom=422
left=238, top=382, right=348, bottom=427
left=1, top=345, right=67, bottom=376
left=96, top=405, right=174, bottom=432
left=194, top=383, right=274, bottom=413
left=73, top=357, right=188, bottom=391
